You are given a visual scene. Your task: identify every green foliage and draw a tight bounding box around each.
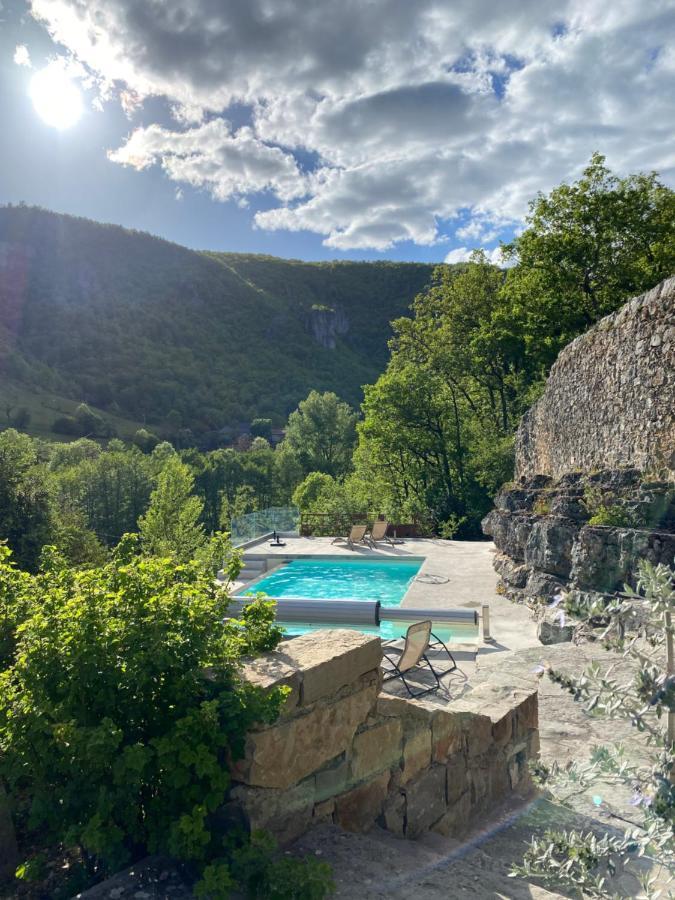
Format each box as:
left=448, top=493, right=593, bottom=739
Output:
left=197, top=830, right=334, bottom=900
left=250, top=418, right=273, bottom=441
left=55, top=441, right=153, bottom=545
left=139, top=456, right=205, bottom=562
left=502, top=152, right=675, bottom=370
left=283, top=391, right=357, bottom=478
left=587, top=506, right=633, bottom=527
left=512, top=828, right=628, bottom=898
left=355, top=155, right=675, bottom=534
left=0, top=206, right=435, bottom=434
left=0, top=539, right=287, bottom=881
left=0, top=429, right=54, bottom=570
left=582, top=484, right=636, bottom=527
left=518, top=561, right=675, bottom=897
left=354, top=254, right=523, bottom=534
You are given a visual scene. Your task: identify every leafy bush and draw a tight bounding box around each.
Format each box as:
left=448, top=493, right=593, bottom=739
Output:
left=587, top=505, right=633, bottom=527
left=0, top=536, right=300, bottom=892
left=515, top=560, right=675, bottom=897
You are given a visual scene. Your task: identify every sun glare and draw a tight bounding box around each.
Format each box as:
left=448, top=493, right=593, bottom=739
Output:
left=30, top=65, right=83, bottom=130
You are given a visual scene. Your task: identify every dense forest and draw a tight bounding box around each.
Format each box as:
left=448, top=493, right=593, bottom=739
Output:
left=2, top=155, right=675, bottom=551
left=0, top=206, right=435, bottom=440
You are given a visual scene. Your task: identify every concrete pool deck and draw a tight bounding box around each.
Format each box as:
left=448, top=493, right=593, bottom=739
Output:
left=235, top=537, right=540, bottom=659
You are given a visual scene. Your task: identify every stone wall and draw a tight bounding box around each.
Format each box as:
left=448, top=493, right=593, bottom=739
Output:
left=515, top=277, right=675, bottom=480
left=227, top=630, right=538, bottom=844
left=484, top=278, right=675, bottom=637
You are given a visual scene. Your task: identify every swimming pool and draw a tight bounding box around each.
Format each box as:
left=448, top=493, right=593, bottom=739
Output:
left=239, top=557, right=423, bottom=605
left=237, top=557, right=477, bottom=642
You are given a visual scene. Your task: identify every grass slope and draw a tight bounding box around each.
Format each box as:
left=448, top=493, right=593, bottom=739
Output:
left=0, top=206, right=437, bottom=439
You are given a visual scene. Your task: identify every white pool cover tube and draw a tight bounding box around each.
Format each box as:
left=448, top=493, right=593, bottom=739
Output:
left=229, top=597, right=477, bottom=627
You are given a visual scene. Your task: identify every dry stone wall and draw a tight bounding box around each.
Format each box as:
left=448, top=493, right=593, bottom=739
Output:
left=516, top=277, right=675, bottom=480
left=226, top=630, right=539, bottom=844
left=485, top=277, right=675, bottom=639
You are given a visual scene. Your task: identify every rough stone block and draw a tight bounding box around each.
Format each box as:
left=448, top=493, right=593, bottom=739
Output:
left=237, top=655, right=301, bottom=717
left=233, top=677, right=379, bottom=788
left=537, top=609, right=576, bottom=644
left=401, top=726, right=431, bottom=783
left=525, top=516, right=576, bottom=577
left=230, top=778, right=315, bottom=845
left=382, top=790, right=406, bottom=836
left=351, top=718, right=402, bottom=782
left=280, top=630, right=383, bottom=705
left=312, top=799, right=335, bottom=824
left=445, top=753, right=468, bottom=804
left=431, top=710, right=464, bottom=762
left=491, top=710, right=513, bottom=746
left=515, top=690, right=539, bottom=733
left=334, top=771, right=390, bottom=832
left=315, top=754, right=350, bottom=801
left=431, top=790, right=471, bottom=838
left=404, top=765, right=447, bottom=838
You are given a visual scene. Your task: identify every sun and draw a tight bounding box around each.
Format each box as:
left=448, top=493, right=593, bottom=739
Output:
left=30, top=64, right=83, bottom=130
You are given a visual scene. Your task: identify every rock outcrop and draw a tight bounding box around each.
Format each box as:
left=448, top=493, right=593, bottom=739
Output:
left=305, top=304, right=349, bottom=349
left=484, top=277, right=675, bottom=622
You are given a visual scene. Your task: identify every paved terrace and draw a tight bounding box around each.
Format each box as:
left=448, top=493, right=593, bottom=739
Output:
left=235, top=536, right=540, bottom=659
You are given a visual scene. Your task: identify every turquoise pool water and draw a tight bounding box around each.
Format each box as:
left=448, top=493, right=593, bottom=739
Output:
left=240, top=557, right=423, bottom=605
left=238, top=557, right=477, bottom=643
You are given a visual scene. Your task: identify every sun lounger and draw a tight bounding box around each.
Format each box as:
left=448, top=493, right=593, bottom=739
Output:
left=381, top=620, right=457, bottom=698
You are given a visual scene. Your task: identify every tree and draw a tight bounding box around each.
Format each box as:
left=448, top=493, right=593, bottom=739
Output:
left=54, top=444, right=152, bottom=545
left=0, top=430, right=54, bottom=570
left=250, top=418, right=273, bottom=441
left=502, top=153, right=675, bottom=368
left=132, top=428, right=160, bottom=453
left=139, top=457, right=205, bottom=562
left=283, top=391, right=357, bottom=478
left=354, top=255, right=522, bottom=534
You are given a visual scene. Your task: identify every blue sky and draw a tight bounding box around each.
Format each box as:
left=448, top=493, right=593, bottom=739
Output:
left=1, top=0, right=673, bottom=261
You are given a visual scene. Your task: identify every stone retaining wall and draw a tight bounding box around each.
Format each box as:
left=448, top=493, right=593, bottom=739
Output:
left=515, top=277, right=675, bottom=480
left=227, top=630, right=538, bottom=844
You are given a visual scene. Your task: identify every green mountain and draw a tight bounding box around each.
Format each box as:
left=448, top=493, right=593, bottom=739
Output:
left=0, top=206, right=437, bottom=439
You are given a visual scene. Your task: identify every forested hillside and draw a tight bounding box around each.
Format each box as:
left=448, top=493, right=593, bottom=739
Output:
left=0, top=206, right=435, bottom=438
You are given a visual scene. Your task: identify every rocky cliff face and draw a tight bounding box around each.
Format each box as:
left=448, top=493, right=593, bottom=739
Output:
left=305, top=305, right=350, bottom=349
left=484, top=277, right=675, bottom=621
left=483, top=469, right=675, bottom=605
left=516, top=277, right=675, bottom=480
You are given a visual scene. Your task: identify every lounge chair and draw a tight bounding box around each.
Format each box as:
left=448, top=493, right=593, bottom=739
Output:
left=381, top=620, right=457, bottom=698
left=368, top=519, right=396, bottom=547
left=331, top=524, right=368, bottom=550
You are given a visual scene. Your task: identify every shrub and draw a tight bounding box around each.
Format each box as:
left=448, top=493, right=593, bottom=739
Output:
left=587, top=505, right=633, bottom=527
left=0, top=536, right=301, bottom=892
left=532, top=497, right=552, bottom=516
left=514, top=560, right=675, bottom=897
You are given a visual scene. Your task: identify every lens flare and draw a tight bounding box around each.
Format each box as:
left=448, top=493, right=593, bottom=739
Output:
left=30, top=64, right=83, bottom=130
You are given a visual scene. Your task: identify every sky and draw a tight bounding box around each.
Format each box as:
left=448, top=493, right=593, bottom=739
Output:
left=1, top=0, right=674, bottom=262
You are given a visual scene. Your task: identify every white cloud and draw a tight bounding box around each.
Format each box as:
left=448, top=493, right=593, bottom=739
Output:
left=13, top=44, right=31, bottom=67
left=444, top=247, right=473, bottom=264
left=444, top=245, right=511, bottom=266
left=27, top=0, right=675, bottom=250
left=109, top=120, right=308, bottom=202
